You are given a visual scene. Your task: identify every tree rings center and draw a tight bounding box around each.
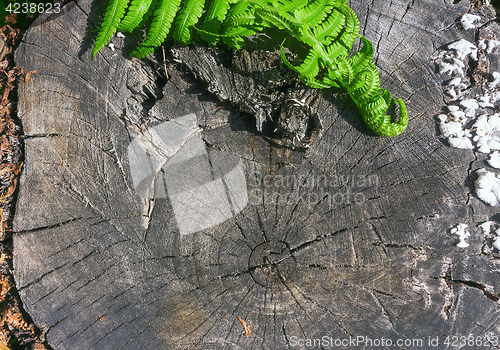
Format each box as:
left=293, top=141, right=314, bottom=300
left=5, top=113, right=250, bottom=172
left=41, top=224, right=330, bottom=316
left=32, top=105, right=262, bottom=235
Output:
left=248, top=241, right=295, bottom=288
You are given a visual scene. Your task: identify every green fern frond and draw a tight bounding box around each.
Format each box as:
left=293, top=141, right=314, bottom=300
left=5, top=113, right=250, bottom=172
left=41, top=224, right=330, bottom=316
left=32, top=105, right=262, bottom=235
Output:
left=294, top=0, right=334, bottom=27
left=293, top=51, right=323, bottom=78
left=221, top=11, right=268, bottom=48
left=348, top=36, right=374, bottom=72
left=200, top=0, right=231, bottom=44
left=222, top=12, right=260, bottom=34
left=269, top=0, right=305, bottom=13
left=173, top=0, right=206, bottom=44
left=91, top=0, right=130, bottom=60
left=92, top=0, right=408, bottom=136
left=324, top=42, right=349, bottom=65
left=331, top=57, right=353, bottom=85
left=279, top=39, right=320, bottom=79
left=357, top=95, right=407, bottom=137
left=309, top=9, right=345, bottom=45
left=117, top=0, right=154, bottom=32
left=332, top=4, right=359, bottom=50
left=223, top=0, right=253, bottom=26
left=131, top=0, right=182, bottom=58
left=255, top=9, right=302, bottom=37
left=381, top=89, right=392, bottom=107
left=347, top=64, right=381, bottom=101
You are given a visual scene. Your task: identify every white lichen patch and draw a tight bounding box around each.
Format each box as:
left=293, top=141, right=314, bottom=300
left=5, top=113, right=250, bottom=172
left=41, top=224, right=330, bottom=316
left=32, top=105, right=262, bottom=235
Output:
left=478, top=93, right=494, bottom=108
left=460, top=99, right=479, bottom=117
left=489, top=71, right=500, bottom=89
left=478, top=39, right=500, bottom=54
left=472, top=114, right=500, bottom=153
left=437, top=103, right=500, bottom=153
left=448, top=39, right=478, bottom=61
left=448, top=77, right=465, bottom=87
left=461, top=13, right=482, bottom=30
left=433, top=13, right=500, bottom=207
left=438, top=114, right=464, bottom=134
left=435, top=36, right=500, bottom=153
left=436, top=108, right=475, bottom=149
left=108, top=43, right=115, bottom=51
left=434, top=39, right=485, bottom=100
left=488, top=151, right=500, bottom=168
left=478, top=221, right=500, bottom=252
left=479, top=220, right=494, bottom=234
left=446, top=77, right=468, bottom=98
left=475, top=168, right=500, bottom=206
left=448, top=135, right=474, bottom=149
left=493, top=234, right=500, bottom=251
left=439, top=58, right=466, bottom=76
left=450, top=223, right=471, bottom=248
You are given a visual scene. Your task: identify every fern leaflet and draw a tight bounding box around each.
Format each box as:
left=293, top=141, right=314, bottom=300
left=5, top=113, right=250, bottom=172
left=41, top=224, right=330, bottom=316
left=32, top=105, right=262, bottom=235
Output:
left=200, top=0, right=231, bottom=44
left=92, top=0, right=130, bottom=60
left=130, top=0, right=182, bottom=58
left=117, top=0, right=154, bottom=32
left=173, top=0, right=206, bottom=44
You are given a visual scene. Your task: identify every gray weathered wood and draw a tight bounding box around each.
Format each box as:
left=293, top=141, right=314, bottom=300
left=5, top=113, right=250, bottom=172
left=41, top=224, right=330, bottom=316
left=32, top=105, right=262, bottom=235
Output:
left=12, top=0, right=500, bottom=349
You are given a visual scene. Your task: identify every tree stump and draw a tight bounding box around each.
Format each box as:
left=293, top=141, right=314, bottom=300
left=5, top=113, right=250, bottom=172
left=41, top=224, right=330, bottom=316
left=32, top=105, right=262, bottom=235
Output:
left=12, top=0, right=500, bottom=349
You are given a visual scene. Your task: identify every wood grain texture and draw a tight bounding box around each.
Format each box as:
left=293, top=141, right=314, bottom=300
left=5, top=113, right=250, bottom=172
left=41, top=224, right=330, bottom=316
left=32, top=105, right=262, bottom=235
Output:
left=12, top=0, right=500, bottom=349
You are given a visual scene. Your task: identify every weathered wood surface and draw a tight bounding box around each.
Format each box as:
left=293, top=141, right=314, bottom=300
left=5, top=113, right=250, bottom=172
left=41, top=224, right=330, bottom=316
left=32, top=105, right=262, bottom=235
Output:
left=12, top=0, right=500, bottom=349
